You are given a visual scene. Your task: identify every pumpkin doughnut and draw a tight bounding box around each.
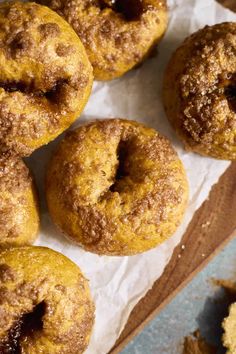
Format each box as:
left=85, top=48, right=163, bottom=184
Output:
left=0, top=2, right=93, bottom=156
left=223, top=302, right=236, bottom=354
left=0, top=246, right=94, bottom=354
left=0, top=156, right=39, bottom=249
left=163, top=23, right=236, bottom=160
left=36, top=0, right=168, bottom=80
left=46, top=119, right=188, bottom=256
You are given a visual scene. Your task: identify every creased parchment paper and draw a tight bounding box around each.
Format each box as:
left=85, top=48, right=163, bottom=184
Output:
left=27, top=0, right=236, bottom=353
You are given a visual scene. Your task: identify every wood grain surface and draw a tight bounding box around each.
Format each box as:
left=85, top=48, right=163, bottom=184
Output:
left=216, top=0, right=236, bottom=12
left=110, top=1, right=236, bottom=353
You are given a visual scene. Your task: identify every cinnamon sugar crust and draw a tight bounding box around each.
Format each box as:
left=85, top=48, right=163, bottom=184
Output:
left=0, top=155, right=30, bottom=192
left=35, top=0, right=168, bottom=80
left=0, top=156, right=39, bottom=248
left=0, top=2, right=93, bottom=156
left=163, top=22, right=236, bottom=160
left=0, top=247, right=94, bottom=354
left=46, top=119, right=188, bottom=256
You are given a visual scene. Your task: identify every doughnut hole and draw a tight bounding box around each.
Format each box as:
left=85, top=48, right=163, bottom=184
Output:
left=109, top=140, right=130, bottom=192
left=0, top=79, right=69, bottom=103
left=224, top=74, right=236, bottom=114
left=0, top=81, right=29, bottom=94
left=1, top=302, right=46, bottom=353
left=99, top=0, right=144, bottom=21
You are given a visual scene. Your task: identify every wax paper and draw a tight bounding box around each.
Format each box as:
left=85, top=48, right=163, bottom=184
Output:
left=27, top=0, right=236, bottom=352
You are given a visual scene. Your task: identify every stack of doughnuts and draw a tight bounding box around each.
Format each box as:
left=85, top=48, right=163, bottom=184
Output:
left=0, top=0, right=235, bottom=351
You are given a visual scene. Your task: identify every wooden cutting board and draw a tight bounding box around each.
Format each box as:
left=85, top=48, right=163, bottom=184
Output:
left=110, top=1, right=236, bottom=352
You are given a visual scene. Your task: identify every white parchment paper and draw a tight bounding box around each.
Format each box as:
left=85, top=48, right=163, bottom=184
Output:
left=27, top=1, right=236, bottom=353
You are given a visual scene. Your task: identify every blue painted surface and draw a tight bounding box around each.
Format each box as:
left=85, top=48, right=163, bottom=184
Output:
left=121, top=236, right=236, bottom=354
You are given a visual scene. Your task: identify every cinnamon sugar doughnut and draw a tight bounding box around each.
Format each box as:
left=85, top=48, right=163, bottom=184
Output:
left=36, top=0, right=168, bottom=80
left=0, top=156, right=39, bottom=249
left=163, top=23, right=236, bottom=160
left=46, top=119, right=188, bottom=256
left=0, top=246, right=94, bottom=353
left=0, top=2, right=93, bottom=156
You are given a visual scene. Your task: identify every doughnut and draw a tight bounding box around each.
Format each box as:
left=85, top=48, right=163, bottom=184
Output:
left=163, top=23, right=236, bottom=160
left=46, top=119, right=188, bottom=256
left=36, top=0, right=168, bottom=80
left=0, top=246, right=94, bottom=353
left=0, top=156, right=39, bottom=249
left=223, top=302, right=236, bottom=353
left=0, top=2, right=93, bottom=156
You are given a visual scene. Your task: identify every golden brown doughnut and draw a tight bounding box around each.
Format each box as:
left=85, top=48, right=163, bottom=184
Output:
left=223, top=302, right=236, bottom=353
left=36, top=0, right=168, bottom=80
left=0, top=246, right=94, bottom=353
left=46, top=119, right=188, bottom=256
left=0, top=156, right=39, bottom=249
left=163, top=23, right=236, bottom=160
left=0, top=1, right=93, bottom=156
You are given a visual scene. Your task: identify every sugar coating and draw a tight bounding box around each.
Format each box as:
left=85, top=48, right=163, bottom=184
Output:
left=0, top=156, right=39, bottom=248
